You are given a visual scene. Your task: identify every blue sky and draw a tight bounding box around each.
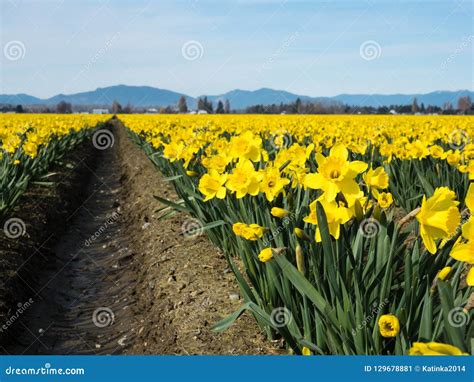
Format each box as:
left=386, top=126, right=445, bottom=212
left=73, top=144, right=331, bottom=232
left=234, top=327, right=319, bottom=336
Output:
left=1, top=0, right=472, bottom=98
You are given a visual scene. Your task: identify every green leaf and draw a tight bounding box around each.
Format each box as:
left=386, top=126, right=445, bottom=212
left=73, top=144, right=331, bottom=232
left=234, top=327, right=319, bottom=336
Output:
left=211, top=302, right=253, bottom=332
left=273, top=254, right=338, bottom=327
left=163, top=174, right=184, bottom=181
left=437, top=281, right=465, bottom=350
left=153, top=195, right=189, bottom=212
left=418, top=286, right=433, bottom=341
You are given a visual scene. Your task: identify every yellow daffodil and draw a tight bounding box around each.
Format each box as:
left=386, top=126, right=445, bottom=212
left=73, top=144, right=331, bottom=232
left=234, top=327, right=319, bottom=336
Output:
left=376, top=192, right=393, bottom=209
left=271, top=207, right=290, bottom=218
left=260, top=167, right=290, bottom=202
left=363, top=166, right=389, bottom=190
left=229, top=131, right=262, bottom=162
left=407, top=140, right=429, bottom=160
left=304, top=143, right=367, bottom=206
left=304, top=198, right=352, bottom=242
left=450, top=240, right=474, bottom=264
left=202, top=154, right=231, bottom=173
left=466, top=183, right=474, bottom=212
left=378, top=314, right=400, bottom=338
left=416, top=187, right=461, bottom=254
left=409, top=342, right=468, bottom=356
left=232, top=222, right=266, bottom=241
left=446, top=150, right=461, bottom=166
left=429, top=145, right=446, bottom=159
left=226, top=159, right=262, bottom=199
left=302, top=347, right=312, bottom=356
left=449, top=184, right=474, bottom=263
left=162, top=141, right=185, bottom=162
left=468, top=161, right=474, bottom=180
left=294, top=227, right=310, bottom=241
left=198, top=170, right=227, bottom=201
left=258, top=248, right=273, bottom=262
left=467, top=267, right=474, bottom=286
left=436, top=266, right=452, bottom=281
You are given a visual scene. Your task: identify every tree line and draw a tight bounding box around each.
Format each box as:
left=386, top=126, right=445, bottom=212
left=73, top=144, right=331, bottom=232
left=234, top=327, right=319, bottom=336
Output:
left=245, top=96, right=473, bottom=115
left=1, top=95, right=471, bottom=115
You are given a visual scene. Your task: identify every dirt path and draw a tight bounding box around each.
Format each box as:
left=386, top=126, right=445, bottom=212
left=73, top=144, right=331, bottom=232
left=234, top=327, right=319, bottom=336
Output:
left=0, top=123, right=276, bottom=355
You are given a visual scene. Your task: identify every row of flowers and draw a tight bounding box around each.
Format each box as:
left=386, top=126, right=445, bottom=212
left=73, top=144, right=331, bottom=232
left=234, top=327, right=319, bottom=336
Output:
left=123, top=115, right=473, bottom=356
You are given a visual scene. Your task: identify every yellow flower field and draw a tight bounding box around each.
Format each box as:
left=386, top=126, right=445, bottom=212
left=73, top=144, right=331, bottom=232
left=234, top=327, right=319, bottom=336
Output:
left=0, top=114, right=109, bottom=216
left=122, top=114, right=474, bottom=355
left=1, top=113, right=472, bottom=355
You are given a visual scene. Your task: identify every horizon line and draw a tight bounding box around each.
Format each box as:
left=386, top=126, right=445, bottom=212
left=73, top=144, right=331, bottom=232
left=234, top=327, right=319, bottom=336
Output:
left=3, top=84, right=472, bottom=100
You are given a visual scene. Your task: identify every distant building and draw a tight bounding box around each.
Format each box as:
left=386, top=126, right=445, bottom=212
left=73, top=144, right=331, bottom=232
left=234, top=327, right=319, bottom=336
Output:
left=197, top=110, right=208, bottom=114
left=146, top=108, right=158, bottom=114
left=92, top=109, right=109, bottom=114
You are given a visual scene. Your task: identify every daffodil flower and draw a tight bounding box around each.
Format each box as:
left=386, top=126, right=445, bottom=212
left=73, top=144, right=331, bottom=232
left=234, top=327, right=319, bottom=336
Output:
left=409, top=342, right=468, bottom=356
left=416, top=187, right=461, bottom=254
left=304, top=143, right=367, bottom=206
left=198, top=170, right=227, bottom=201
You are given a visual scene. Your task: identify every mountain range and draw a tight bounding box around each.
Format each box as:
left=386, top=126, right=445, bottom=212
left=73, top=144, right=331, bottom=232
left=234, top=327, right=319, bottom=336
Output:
left=0, top=85, right=471, bottom=109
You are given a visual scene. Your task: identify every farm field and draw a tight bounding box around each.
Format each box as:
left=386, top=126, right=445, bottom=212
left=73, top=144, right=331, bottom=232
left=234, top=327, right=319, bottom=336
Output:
left=0, top=114, right=473, bottom=356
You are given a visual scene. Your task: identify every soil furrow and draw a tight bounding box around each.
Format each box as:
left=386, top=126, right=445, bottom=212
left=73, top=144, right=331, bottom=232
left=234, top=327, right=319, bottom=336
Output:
left=0, top=123, right=276, bottom=355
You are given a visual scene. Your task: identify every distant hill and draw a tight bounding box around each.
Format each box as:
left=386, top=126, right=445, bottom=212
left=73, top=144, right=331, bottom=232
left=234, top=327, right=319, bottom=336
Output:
left=0, top=85, right=472, bottom=109
left=0, top=93, right=43, bottom=105
left=333, top=90, right=473, bottom=108
left=202, top=88, right=335, bottom=109
left=0, top=85, right=194, bottom=109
